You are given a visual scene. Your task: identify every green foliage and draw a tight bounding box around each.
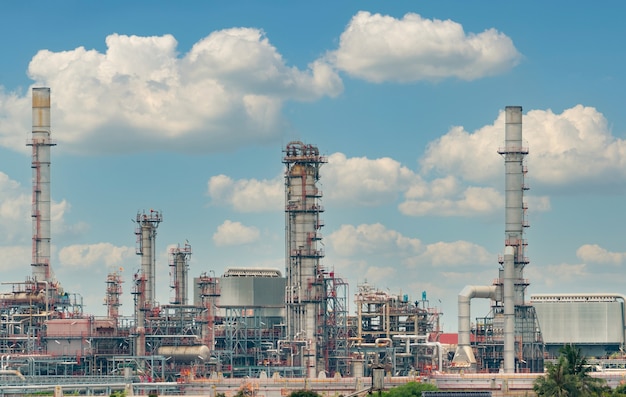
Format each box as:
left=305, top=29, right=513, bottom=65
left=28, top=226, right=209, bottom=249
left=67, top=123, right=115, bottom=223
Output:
left=533, top=344, right=609, bottom=397
left=288, top=391, right=322, bottom=397
left=381, top=381, right=439, bottom=397
left=613, top=383, right=626, bottom=396
left=216, top=393, right=227, bottom=397
left=110, top=391, right=126, bottom=397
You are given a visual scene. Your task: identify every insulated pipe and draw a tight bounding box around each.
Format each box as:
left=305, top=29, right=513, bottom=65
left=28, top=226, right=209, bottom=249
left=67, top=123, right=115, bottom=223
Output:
left=410, top=342, right=443, bottom=372
left=452, top=285, right=497, bottom=366
left=30, top=88, right=55, bottom=283
left=503, top=246, right=515, bottom=373
left=504, top=106, right=524, bottom=249
left=392, top=335, right=443, bottom=372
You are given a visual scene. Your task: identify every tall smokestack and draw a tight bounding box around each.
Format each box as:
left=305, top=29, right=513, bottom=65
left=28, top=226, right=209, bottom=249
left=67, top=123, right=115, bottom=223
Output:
left=29, top=87, right=56, bottom=283
left=501, top=106, right=528, bottom=373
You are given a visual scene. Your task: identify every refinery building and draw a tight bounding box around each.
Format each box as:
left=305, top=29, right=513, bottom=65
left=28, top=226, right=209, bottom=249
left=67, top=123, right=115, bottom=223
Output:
left=1, top=88, right=626, bottom=393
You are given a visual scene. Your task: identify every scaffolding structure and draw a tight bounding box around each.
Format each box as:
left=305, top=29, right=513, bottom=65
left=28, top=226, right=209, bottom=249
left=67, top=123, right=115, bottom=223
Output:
left=169, top=243, right=192, bottom=305
left=322, top=271, right=350, bottom=376
left=353, top=283, right=442, bottom=375
left=283, top=141, right=327, bottom=378
left=463, top=106, right=544, bottom=373
left=105, top=271, right=124, bottom=320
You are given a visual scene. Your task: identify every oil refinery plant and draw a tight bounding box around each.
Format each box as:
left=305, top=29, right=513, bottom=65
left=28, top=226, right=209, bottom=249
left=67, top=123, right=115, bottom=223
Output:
left=1, top=88, right=626, bottom=393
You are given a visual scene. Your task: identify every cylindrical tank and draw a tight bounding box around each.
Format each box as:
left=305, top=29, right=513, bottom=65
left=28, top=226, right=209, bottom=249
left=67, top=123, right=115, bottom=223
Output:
left=157, top=345, right=210, bottom=362
left=352, top=359, right=364, bottom=378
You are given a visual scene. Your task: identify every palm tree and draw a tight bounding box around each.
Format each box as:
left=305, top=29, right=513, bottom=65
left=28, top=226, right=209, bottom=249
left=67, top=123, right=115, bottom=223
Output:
left=534, top=344, right=608, bottom=397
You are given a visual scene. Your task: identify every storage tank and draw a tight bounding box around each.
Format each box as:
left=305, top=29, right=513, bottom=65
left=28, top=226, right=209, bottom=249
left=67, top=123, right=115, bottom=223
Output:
left=157, top=345, right=211, bottom=363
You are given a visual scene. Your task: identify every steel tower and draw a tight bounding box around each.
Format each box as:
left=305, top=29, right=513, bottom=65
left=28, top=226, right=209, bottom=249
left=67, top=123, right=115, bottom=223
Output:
left=283, top=141, right=327, bottom=378
left=135, top=209, right=162, bottom=309
left=169, top=242, right=192, bottom=305
left=28, top=88, right=56, bottom=284
left=497, top=106, right=543, bottom=372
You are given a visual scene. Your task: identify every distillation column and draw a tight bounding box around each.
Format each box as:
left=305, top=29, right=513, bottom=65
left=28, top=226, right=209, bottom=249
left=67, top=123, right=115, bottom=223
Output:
left=105, top=270, right=124, bottom=321
left=28, top=87, right=56, bottom=284
left=498, top=106, right=530, bottom=373
left=169, top=243, right=191, bottom=305
left=135, top=210, right=162, bottom=309
left=283, top=141, right=327, bottom=378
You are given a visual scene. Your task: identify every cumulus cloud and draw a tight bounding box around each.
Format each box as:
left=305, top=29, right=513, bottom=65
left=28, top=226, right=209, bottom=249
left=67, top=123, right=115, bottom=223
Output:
left=421, top=105, right=626, bottom=191
left=327, top=223, right=422, bottom=257
left=207, top=174, right=283, bottom=212
left=400, top=176, right=503, bottom=216
left=0, top=30, right=342, bottom=155
left=327, top=223, right=495, bottom=272
left=0, top=172, right=31, bottom=243
left=324, top=153, right=417, bottom=206
left=329, top=11, right=521, bottom=83
left=576, top=244, right=625, bottom=265
left=58, top=243, right=135, bottom=268
left=213, top=220, right=261, bottom=246
left=405, top=240, right=494, bottom=267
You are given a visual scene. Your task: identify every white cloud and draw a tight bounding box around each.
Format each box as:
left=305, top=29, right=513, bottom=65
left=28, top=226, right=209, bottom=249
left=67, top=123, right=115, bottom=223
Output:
left=576, top=244, right=625, bottom=265
left=400, top=177, right=503, bottom=216
left=207, top=174, right=283, bottom=212
left=0, top=172, right=31, bottom=243
left=0, top=30, right=343, bottom=155
left=405, top=240, right=494, bottom=268
left=326, top=223, right=422, bottom=257
left=329, top=11, right=521, bottom=83
left=213, top=220, right=261, bottom=247
left=324, top=153, right=417, bottom=206
left=421, top=105, right=626, bottom=190
left=57, top=243, right=135, bottom=268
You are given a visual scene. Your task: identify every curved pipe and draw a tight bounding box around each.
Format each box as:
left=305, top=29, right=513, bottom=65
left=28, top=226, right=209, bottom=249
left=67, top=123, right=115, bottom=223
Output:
left=452, top=285, right=497, bottom=367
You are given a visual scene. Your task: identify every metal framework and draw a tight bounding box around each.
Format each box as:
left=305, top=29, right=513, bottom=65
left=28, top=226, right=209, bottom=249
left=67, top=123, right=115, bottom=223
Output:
left=283, top=141, right=327, bottom=378
left=169, top=243, right=192, bottom=305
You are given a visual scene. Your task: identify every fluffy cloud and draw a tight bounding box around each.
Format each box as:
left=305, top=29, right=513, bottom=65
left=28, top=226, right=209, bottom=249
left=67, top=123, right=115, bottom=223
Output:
left=329, top=11, right=521, bottom=83
left=421, top=105, right=626, bottom=191
left=213, top=220, right=261, bottom=247
left=405, top=240, right=494, bottom=268
left=57, top=243, right=135, bottom=268
left=576, top=244, right=625, bottom=265
left=327, top=223, right=422, bottom=257
left=0, top=172, right=31, bottom=243
left=0, top=171, right=84, bottom=245
left=207, top=174, right=283, bottom=212
left=324, top=153, right=417, bottom=206
left=400, top=176, right=503, bottom=216
left=0, top=30, right=342, bottom=155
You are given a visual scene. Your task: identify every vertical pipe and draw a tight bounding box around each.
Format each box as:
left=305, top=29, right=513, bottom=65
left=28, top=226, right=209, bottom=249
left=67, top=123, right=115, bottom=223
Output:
left=502, top=106, right=526, bottom=373
left=141, top=223, right=154, bottom=307
left=29, top=87, right=55, bottom=283
left=504, top=106, right=523, bottom=249
left=503, top=246, right=515, bottom=373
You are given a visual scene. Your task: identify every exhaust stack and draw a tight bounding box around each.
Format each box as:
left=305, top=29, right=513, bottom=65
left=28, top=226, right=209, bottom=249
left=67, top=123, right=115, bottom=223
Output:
left=28, top=88, right=56, bottom=283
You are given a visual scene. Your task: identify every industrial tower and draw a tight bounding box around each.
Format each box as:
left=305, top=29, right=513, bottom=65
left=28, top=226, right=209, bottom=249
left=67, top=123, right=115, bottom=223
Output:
left=494, top=106, right=544, bottom=372
left=105, top=270, right=124, bottom=320
left=453, top=106, right=543, bottom=373
left=132, top=209, right=163, bottom=356
left=283, top=141, right=327, bottom=378
left=28, top=87, right=56, bottom=285
left=169, top=243, right=192, bottom=305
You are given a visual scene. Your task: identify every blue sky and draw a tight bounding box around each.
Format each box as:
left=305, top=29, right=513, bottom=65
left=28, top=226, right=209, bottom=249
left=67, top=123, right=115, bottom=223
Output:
left=1, top=2, right=626, bottom=331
